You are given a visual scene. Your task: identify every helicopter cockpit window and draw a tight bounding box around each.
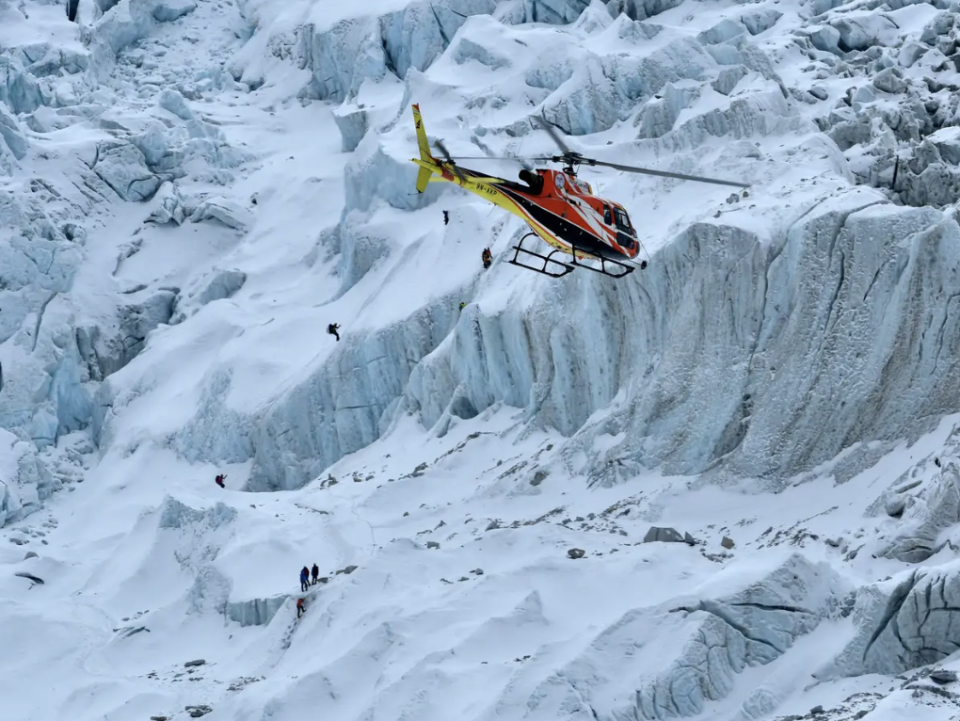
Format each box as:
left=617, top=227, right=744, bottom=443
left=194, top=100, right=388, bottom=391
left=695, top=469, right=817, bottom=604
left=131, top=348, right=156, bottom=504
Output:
left=614, top=207, right=633, bottom=232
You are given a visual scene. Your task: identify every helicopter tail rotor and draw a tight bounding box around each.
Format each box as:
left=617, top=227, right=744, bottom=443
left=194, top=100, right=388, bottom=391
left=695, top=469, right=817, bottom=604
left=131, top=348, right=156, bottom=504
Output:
left=434, top=138, right=467, bottom=184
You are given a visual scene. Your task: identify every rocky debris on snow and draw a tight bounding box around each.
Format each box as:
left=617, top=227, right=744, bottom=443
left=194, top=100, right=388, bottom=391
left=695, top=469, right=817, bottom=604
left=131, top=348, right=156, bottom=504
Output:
left=227, top=676, right=263, bottom=692
left=567, top=548, right=585, bottom=559
left=930, top=669, right=958, bottom=685
left=185, top=705, right=212, bottom=718
left=116, top=625, right=150, bottom=638
left=335, top=565, right=358, bottom=575
left=643, top=526, right=694, bottom=544
left=529, top=469, right=549, bottom=486
left=23, top=551, right=38, bottom=559
left=769, top=691, right=884, bottom=721
left=150, top=716, right=168, bottom=721
left=14, top=571, right=44, bottom=585
left=721, top=536, right=735, bottom=549
left=426, top=541, right=440, bottom=549
left=319, top=475, right=338, bottom=489
left=817, top=560, right=960, bottom=678
left=184, top=659, right=205, bottom=668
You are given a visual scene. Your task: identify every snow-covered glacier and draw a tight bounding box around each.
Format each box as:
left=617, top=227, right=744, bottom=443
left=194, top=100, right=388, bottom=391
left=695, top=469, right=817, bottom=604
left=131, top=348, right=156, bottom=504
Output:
left=5, top=1, right=960, bottom=721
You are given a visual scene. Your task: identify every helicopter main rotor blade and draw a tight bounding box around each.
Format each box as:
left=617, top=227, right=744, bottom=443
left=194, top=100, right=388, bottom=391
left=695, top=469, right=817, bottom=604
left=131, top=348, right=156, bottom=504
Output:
left=448, top=155, right=554, bottom=162
left=531, top=114, right=574, bottom=156
left=434, top=138, right=454, bottom=161
left=587, top=158, right=750, bottom=188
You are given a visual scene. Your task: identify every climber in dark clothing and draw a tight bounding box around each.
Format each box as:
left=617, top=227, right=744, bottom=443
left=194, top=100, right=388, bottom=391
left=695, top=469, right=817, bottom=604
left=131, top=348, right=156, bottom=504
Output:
left=443, top=210, right=450, bottom=225
left=215, top=474, right=226, bottom=489
left=297, top=598, right=305, bottom=618
left=311, top=563, right=319, bottom=585
left=459, top=301, right=466, bottom=313
left=300, top=566, right=310, bottom=592
left=482, top=248, right=492, bottom=269
left=327, top=323, right=340, bottom=342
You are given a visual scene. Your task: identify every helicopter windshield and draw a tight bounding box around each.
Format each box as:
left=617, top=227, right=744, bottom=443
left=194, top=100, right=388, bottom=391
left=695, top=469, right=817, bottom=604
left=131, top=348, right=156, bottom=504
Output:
left=614, top=207, right=634, bottom=234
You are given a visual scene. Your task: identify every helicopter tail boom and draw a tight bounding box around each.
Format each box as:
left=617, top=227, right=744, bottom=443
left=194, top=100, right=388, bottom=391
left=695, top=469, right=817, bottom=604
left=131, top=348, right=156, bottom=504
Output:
left=411, top=103, right=436, bottom=193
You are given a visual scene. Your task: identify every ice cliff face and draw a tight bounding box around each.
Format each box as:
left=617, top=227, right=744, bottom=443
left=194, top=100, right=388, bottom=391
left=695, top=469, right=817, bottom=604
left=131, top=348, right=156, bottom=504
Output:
left=3, top=0, right=960, bottom=536
left=0, top=0, right=253, bottom=511
left=141, top=0, right=960, bottom=494
left=0, top=0, right=945, bottom=501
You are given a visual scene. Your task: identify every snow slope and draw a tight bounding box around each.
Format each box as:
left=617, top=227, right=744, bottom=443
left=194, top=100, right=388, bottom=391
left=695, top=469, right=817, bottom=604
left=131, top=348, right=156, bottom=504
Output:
left=4, top=0, right=960, bottom=720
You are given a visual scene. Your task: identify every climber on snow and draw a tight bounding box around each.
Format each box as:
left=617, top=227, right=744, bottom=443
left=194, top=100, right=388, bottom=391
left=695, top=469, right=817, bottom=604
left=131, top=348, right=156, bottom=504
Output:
left=481, top=248, right=492, bottom=269
left=443, top=210, right=450, bottom=225
left=327, top=323, right=340, bottom=342
left=297, top=597, right=305, bottom=618
left=215, top=474, right=226, bottom=489
left=300, top=566, right=310, bottom=592
left=311, top=563, right=319, bottom=585
left=459, top=301, right=466, bottom=312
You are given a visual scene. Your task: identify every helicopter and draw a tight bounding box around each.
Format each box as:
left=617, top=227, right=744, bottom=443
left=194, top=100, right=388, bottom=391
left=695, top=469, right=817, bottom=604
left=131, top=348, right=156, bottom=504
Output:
left=409, top=103, right=750, bottom=278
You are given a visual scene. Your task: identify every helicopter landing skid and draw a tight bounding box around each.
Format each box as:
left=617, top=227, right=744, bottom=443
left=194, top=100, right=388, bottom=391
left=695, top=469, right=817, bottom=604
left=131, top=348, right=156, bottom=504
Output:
left=507, top=233, right=636, bottom=279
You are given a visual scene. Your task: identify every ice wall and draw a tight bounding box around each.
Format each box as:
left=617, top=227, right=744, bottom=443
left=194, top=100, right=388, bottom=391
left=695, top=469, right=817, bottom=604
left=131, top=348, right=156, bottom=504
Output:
left=413, top=197, right=960, bottom=486
left=143, top=0, right=960, bottom=493
left=227, top=183, right=960, bottom=491
left=294, top=0, right=497, bottom=104
left=0, top=0, right=253, bottom=526
left=816, top=559, right=960, bottom=678
left=245, top=298, right=461, bottom=491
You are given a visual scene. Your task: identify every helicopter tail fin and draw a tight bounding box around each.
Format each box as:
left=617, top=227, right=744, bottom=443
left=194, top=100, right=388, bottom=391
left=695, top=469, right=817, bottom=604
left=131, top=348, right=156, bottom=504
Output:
left=412, top=103, right=435, bottom=193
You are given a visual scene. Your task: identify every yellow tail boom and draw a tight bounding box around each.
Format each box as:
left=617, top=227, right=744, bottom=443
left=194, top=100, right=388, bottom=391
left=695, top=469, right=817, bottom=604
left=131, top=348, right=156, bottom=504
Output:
left=411, top=103, right=435, bottom=193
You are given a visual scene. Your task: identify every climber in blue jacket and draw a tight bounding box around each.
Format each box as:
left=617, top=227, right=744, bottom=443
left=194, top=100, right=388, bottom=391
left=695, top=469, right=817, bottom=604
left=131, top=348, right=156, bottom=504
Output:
left=299, top=566, right=310, bottom=592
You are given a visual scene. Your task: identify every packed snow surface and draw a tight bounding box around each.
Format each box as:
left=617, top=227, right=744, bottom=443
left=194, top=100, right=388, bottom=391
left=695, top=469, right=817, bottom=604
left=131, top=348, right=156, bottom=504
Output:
left=5, top=0, right=960, bottom=720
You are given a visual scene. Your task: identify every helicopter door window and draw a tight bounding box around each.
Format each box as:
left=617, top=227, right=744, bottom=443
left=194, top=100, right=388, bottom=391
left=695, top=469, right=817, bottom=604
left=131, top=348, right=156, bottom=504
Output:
left=603, top=206, right=612, bottom=224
